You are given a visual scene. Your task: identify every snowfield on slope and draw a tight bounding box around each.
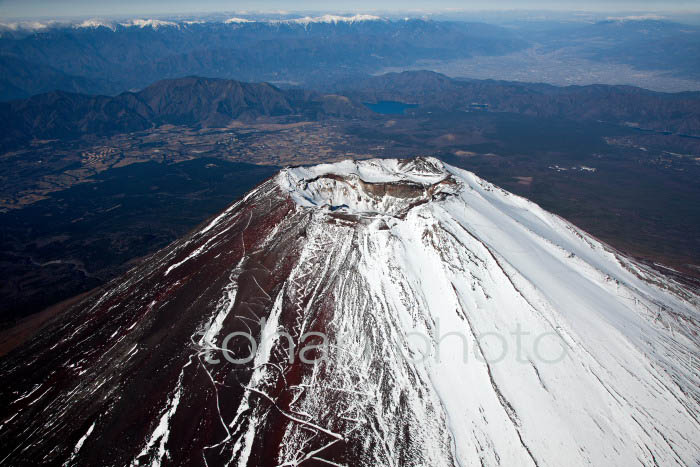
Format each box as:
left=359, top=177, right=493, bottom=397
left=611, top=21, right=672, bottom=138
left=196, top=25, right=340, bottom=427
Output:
left=1, top=157, right=697, bottom=467
left=275, top=157, right=700, bottom=466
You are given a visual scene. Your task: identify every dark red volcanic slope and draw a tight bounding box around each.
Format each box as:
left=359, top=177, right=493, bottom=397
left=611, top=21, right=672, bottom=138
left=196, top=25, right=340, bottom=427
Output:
left=0, top=172, right=310, bottom=465
left=0, top=158, right=698, bottom=466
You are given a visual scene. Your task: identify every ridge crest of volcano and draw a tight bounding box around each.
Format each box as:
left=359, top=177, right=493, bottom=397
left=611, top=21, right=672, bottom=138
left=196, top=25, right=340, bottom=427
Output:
left=279, top=156, right=460, bottom=216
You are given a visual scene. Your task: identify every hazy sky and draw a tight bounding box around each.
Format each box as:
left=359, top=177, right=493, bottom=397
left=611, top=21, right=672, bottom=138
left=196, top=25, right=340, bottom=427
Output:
left=1, top=0, right=698, bottom=18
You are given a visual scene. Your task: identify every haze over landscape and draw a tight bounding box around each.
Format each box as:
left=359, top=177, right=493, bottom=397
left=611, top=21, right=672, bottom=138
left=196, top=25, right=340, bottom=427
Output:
left=2, top=0, right=699, bottom=17
left=0, top=1, right=698, bottom=466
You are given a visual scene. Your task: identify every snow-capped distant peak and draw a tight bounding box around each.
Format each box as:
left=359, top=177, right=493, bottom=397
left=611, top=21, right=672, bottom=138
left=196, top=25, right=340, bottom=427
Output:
left=120, top=19, right=179, bottom=29
left=74, top=19, right=116, bottom=30
left=224, top=17, right=255, bottom=24
left=0, top=14, right=387, bottom=34
left=280, top=14, right=382, bottom=26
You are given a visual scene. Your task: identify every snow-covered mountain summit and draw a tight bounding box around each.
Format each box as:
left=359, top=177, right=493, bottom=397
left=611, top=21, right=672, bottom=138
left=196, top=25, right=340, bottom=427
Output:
left=0, top=157, right=698, bottom=466
left=281, top=157, right=459, bottom=216
left=0, top=14, right=384, bottom=33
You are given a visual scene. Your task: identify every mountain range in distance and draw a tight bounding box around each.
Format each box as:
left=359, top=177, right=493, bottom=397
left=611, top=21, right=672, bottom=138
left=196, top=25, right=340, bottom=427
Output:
left=0, top=76, right=371, bottom=150
left=0, top=16, right=523, bottom=100
left=3, top=71, right=700, bottom=153
left=343, top=71, right=700, bottom=135
left=1, top=15, right=700, bottom=100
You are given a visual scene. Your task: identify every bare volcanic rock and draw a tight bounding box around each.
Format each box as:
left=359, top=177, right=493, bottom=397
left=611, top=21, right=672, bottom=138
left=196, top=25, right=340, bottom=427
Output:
left=0, top=157, right=698, bottom=466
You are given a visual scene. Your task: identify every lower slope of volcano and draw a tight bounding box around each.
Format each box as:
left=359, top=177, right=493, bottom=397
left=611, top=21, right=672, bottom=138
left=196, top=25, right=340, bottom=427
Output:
left=0, top=157, right=698, bottom=466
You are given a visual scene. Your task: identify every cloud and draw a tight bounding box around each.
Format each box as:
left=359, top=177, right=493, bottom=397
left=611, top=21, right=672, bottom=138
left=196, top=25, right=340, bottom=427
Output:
left=606, top=14, right=666, bottom=20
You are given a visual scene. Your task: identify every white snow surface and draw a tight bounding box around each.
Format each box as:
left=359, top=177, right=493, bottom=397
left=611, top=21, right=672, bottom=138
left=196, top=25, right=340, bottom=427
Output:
left=0, top=15, right=383, bottom=33
left=126, top=156, right=698, bottom=466
left=224, top=18, right=255, bottom=24
left=267, top=156, right=700, bottom=466
left=74, top=19, right=116, bottom=30
left=279, top=14, right=382, bottom=25
left=120, top=19, right=179, bottom=29
left=280, top=157, right=456, bottom=216
left=62, top=421, right=95, bottom=467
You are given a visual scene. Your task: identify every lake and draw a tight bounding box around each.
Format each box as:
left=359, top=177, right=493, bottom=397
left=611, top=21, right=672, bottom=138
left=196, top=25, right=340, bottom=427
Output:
left=364, top=101, right=419, bottom=115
